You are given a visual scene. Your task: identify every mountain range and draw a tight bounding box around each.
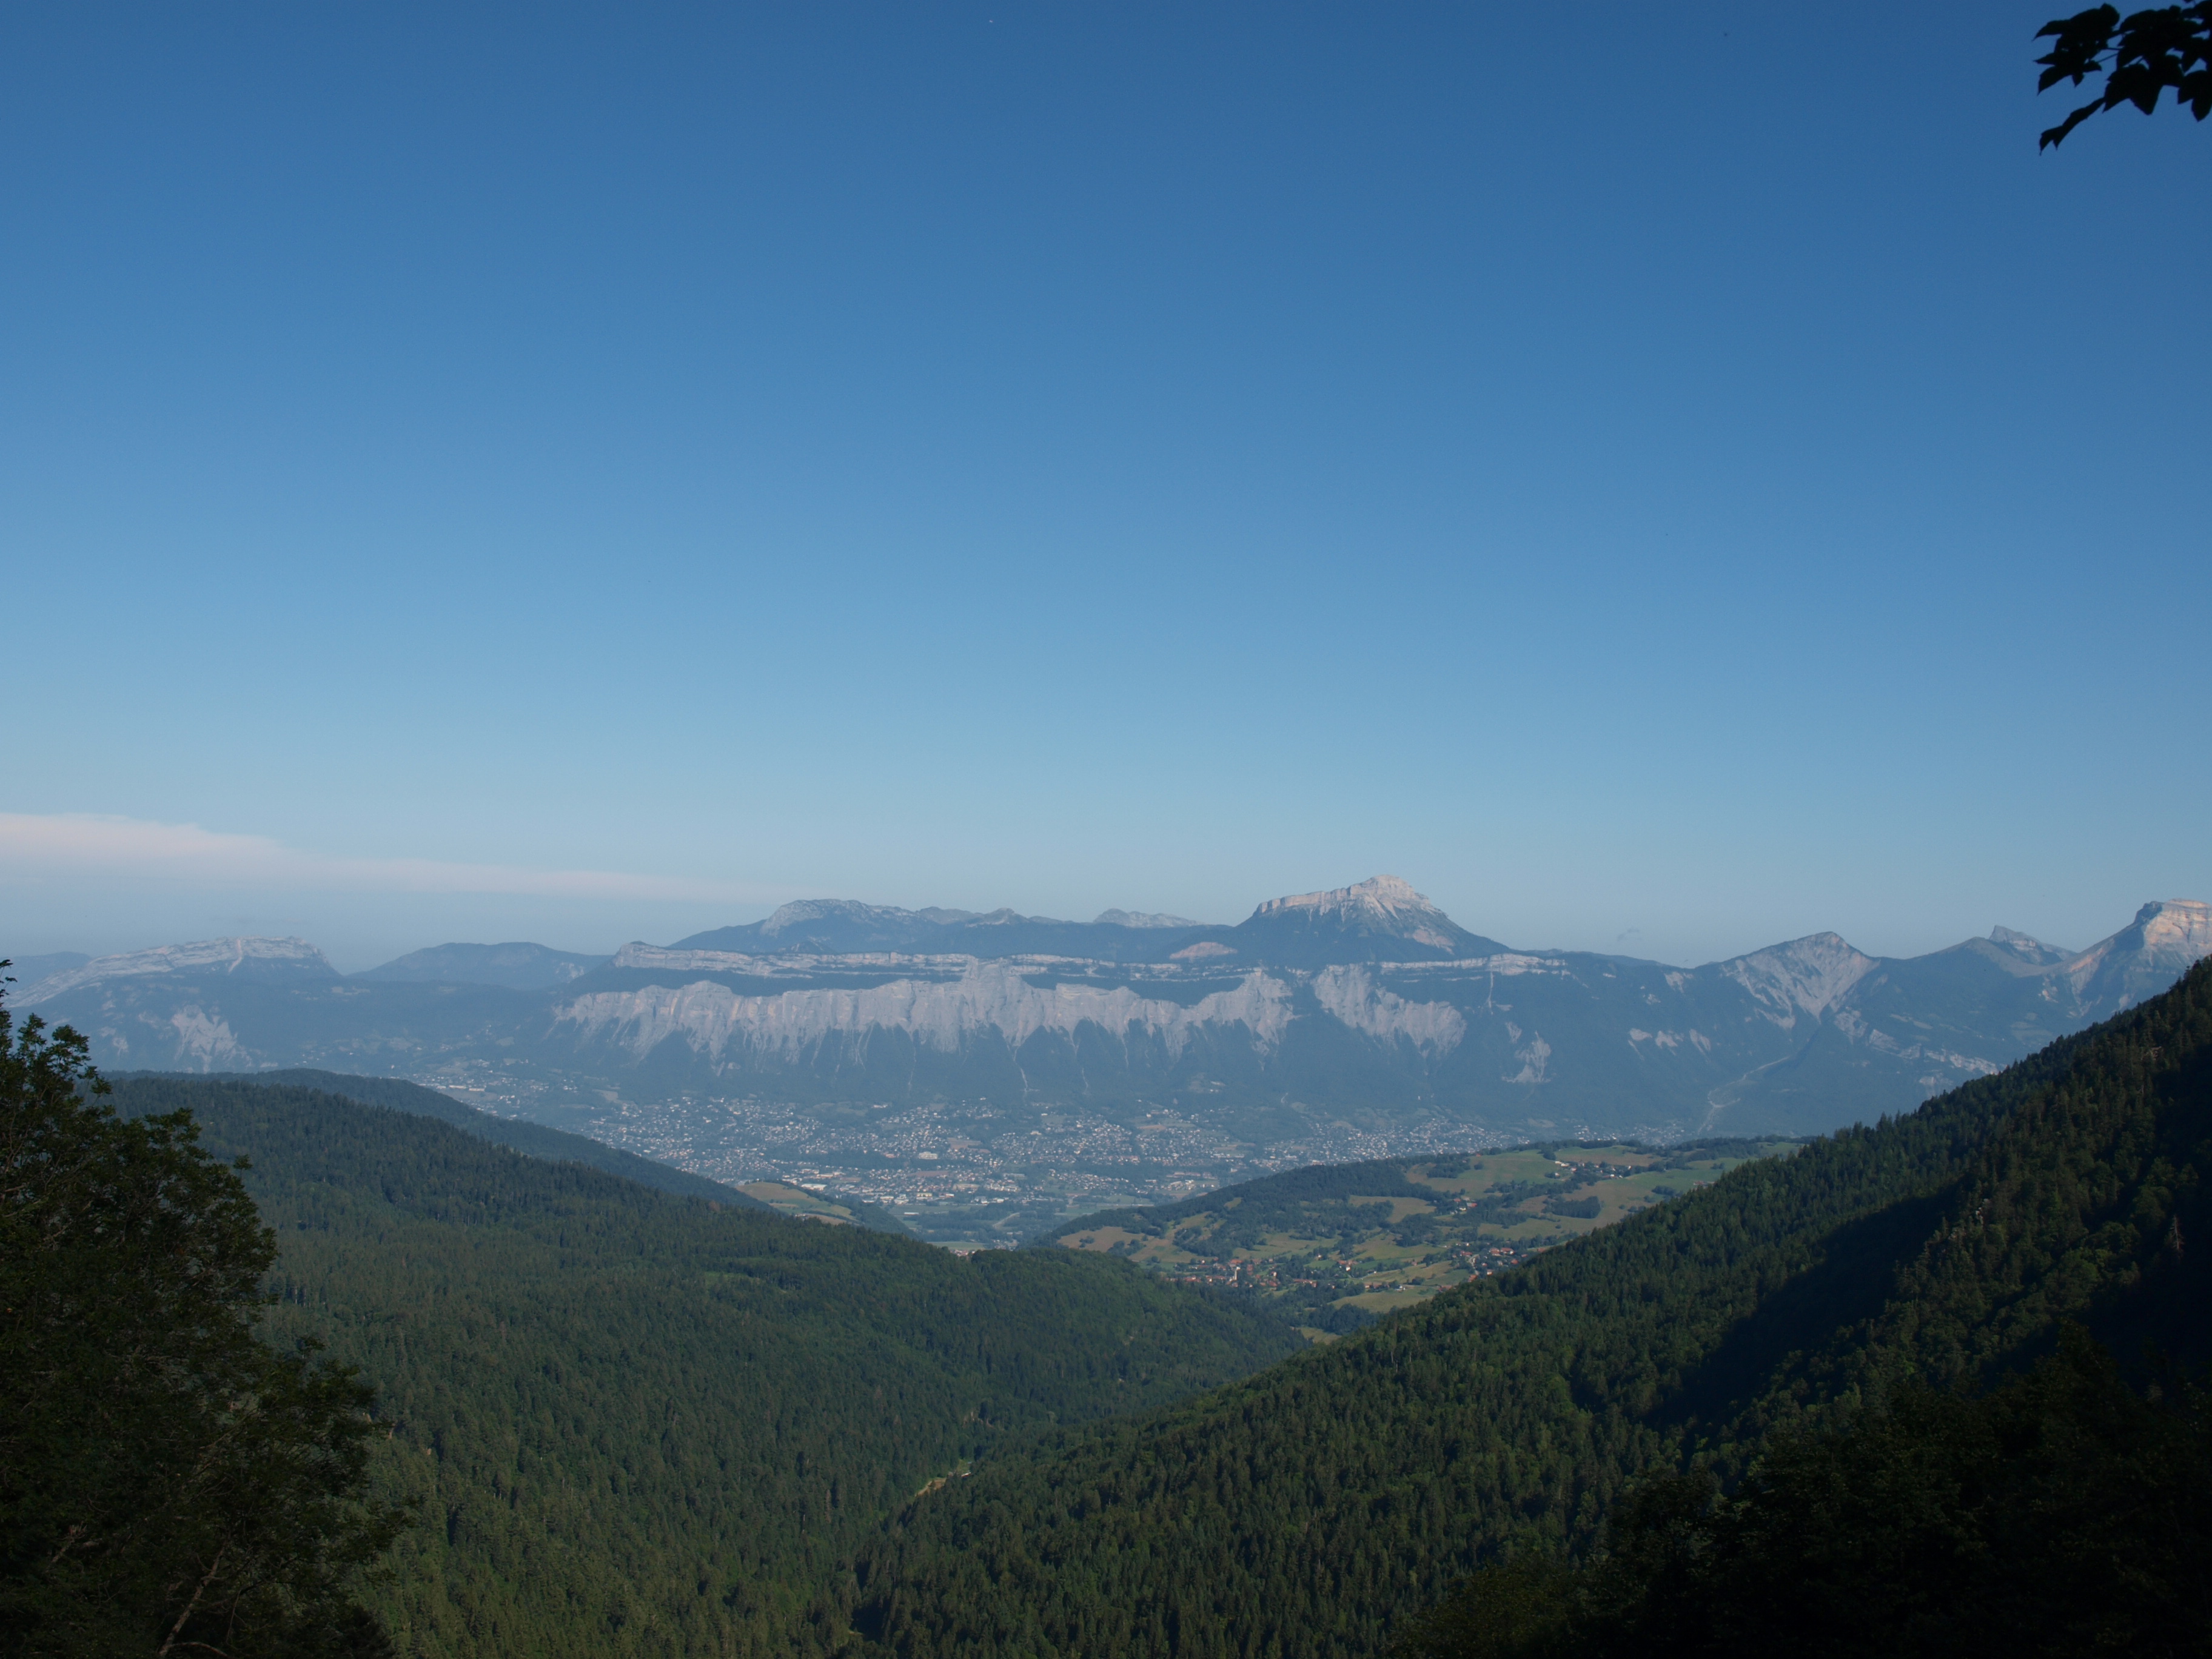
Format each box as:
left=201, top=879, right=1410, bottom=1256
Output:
left=352, top=939, right=612, bottom=989
left=16, top=877, right=2211, bottom=1143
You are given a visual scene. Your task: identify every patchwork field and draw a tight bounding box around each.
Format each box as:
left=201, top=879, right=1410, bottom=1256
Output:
left=736, top=1179, right=910, bottom=1231
left=1048, top=1139, right=1795, bottom=1332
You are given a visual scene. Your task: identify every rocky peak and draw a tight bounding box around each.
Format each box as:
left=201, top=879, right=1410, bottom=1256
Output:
left=1250, top=875, right=1444, bottom=930
left=2064, top=900, right=2212, bottom=1014
left=1231, top=876, right=1500, bottom=962
left=1720, top=932, right=1878, bottom=1028
left=1986, top=925, right=2076, bottom=968
left=2135, top=899, right=2212, bottom=950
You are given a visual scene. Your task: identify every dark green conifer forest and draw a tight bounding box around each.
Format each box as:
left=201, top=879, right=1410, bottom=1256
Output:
left=102, top=1076, right=1302, bottom=1657
left=7, top=961, right=2207, bottom=1657
left=1394, top=1331, right=2211, bottom=1658
left=850, top=960, right=2212, bottom=1657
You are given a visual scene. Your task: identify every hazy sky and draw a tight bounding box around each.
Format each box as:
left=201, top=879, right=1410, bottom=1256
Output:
left=4, top=2, right=2207, bottom=971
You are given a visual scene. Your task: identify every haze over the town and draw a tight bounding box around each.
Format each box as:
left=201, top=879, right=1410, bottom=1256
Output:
left=5, top=2, right=2207, bottom=971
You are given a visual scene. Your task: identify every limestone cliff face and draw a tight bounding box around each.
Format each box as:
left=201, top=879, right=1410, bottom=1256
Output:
left=2064, top=900, right=2212, bottom=1015
left=1309, top=965, right=1468, bottom=1053
left=159, top=1005, right=256, bottom=1070
left=557, top=958, right=1300, bottom=1065
left=565, top=945, right=1477, bottom=1068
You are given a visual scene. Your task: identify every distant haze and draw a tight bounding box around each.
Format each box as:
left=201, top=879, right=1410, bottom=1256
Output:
left=0, top=822, right=2202, bottom=975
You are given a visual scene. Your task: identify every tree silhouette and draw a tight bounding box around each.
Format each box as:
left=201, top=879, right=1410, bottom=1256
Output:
left=2036, top=4, right=2212, bottom=147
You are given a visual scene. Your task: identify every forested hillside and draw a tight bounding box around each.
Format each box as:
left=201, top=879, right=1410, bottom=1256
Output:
left=109, top=1079, right=1302, bottom=1659
left=124, top=1067, right=777, bottom=1206
left=851, top=961, right=2212, bottom=1658
left=157, top=1066, right=911, bottom=1233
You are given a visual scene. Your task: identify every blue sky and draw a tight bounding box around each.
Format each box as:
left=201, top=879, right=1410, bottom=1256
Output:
left=4, top=1, right=2207, bottom=971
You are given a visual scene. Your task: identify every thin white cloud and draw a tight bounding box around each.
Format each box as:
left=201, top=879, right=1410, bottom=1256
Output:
left=0, top=813, right=781, bottom=905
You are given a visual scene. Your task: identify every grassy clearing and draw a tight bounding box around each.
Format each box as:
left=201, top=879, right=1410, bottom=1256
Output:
left=739, top=1179, right=877, bottom=1226
left=1051, top=1138, right=1794, bottom=1327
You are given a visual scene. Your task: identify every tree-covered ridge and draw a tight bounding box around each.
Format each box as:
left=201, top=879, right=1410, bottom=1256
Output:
left=850, top=961, right=2212, bottom=1659
left=175, top=1065, right=782, bottom=1207
left=109, top=1078, right=1304, bottom=1659
left=135, top=1066, right=940, bottom=1231
left=1395, top=1333, right=2211, bottom=1659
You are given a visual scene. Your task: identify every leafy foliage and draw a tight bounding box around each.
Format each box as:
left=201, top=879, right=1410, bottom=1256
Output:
left=2036, top=3, right=2212, bottom=147
left=851, top=962, right=2212, bottom=1658
left=0, top=977, right=401, bottom=1658
left=107, top=1074, right=1304, bottom=1658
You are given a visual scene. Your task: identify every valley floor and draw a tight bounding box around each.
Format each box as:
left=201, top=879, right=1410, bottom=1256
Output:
left=404, top=1061, right=1641, bottom=1246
